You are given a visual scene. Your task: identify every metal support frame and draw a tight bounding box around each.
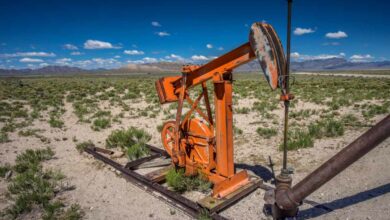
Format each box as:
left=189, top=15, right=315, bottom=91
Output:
left=84, top=144, right=263, bottom=220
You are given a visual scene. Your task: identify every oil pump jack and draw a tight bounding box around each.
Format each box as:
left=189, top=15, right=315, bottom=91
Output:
left=155, top=21, right=286, bottom=198
left=85, top=0, right=390, bottom=219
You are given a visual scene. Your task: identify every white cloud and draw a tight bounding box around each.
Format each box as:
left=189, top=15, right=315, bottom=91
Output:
left=114, top=55, right=121, bottom=58
left=325, top=31, right=348, bottom=39
left=84, top=39, right=120, bottom=49
left=70, top=51, right=82, bottom=55
left=217, top=47, right=224, bottom=51
left=291, top=52, right=346, bottom=61
left=124, top=50, right=145, bottom=55
left=156, top=31, right=170, bottom=37
left=0, top=52, right=55, bottom=58
left=151, top=21, right=161, bottom=27
left=191, top=55, right=209, bottom=61
left=63, top=44, right=78, bottom=50
left=294, top=27, right=315, bottom=35
left=142, top=57, right=158, bottom=63
left=290, top=52, right=300, bottom=58
left=39, top=63, right=49, bottom=67
left=165, top=54, right=184, bottom=61
left=55, top=58, right=72, bottom=65
left=206, top=44, right=213, bottom=49
left=19, top=58, right=43, bottom=63
left=350, top=54, right=373, bottom=62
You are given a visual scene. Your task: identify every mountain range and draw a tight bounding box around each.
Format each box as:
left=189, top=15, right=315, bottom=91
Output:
left=1, top=58, right=390, bottom=76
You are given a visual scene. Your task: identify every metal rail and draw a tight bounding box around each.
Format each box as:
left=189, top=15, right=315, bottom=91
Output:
left=84, top=147, right=228, bottom=220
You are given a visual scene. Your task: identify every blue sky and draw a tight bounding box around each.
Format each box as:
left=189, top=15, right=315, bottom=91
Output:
left=0, top=0, right=389, bottom=69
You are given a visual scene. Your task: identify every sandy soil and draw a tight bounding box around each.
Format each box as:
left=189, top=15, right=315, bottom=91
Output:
left=0, top=94, right=389, bottom=220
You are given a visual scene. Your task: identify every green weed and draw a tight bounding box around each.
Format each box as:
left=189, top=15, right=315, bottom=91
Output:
left=166, top=168, right=211, bottom=193
left=106, top=127, right=151, bottom=160
left=92, top=118, right=111, bottom=131
left=256, top=127, right=277, bottom=139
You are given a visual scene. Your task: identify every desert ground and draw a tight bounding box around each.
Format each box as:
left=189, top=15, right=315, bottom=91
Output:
left=0, top=72, right=389, bottom=219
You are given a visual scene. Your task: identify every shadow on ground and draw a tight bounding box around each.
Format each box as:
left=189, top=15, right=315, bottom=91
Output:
left=298, top=183, right=390, bottom=219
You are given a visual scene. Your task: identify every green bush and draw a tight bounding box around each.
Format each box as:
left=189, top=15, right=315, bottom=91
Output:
left=0, top=131, right=9, bottom=143
left=281, top=130, right=314, bottom=151
left=256, top=127, right=277, bottom=139
left=106, top=127, right=151, bottom=160
left=75, top=141, right=94, bottom=153
left=92, top=118, right=111, bottom=131
left=309, top=118, right=344, bottom=138
left=49, top=116, right=64, bottom=128
left=13, top=147, right=54, bottom=173
left=0, top=163, right=11, bottom=178
left=166, top=168, right=211, bottom=193
left=2, top=148, right=83, bottom=220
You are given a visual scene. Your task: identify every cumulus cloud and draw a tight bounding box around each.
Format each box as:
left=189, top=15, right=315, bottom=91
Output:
left=142, top=57, right=158, bottom=63
left=19, top=58, right=43, bottom=63
left=291, top=52, right=346, bottom=61
left=165, top=54, right=184, bottom=62
left=156, top=31, right=170, bottom=37
left=63, top=44, right=78, bottom=50
left=217, top=47, right=224, bottom=51
left=0, top=52, right=55, bottom=58
left=206, top=44, right=213, bottom=49
left=294, top=27, right=315, bottom=35
left=124, top=50, right=145, bottom=55
left=290, top=52, right=300, bottom=58
left=191, top=55, right=209, bottom=61
left=350, top=54, right=373, bottom=62
left=151, top=21, right=161, bottom=27
left=84, top=40, right=121, bottom=49
left=325, top=31, right=348, bottom=39
left=55, top=58, right=72, bottom=65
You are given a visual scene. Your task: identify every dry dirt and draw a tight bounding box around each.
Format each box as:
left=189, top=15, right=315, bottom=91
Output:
left=0, top=94, right=389, bottom=220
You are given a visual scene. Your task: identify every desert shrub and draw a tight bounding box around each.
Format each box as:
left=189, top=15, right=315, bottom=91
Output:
left=166, top=168, right=211, bottom=193
left=281, top=130, right=314, bottom=151
left=18, top=128, right=43, bottom=137
left=0, top=132, right=9, bottom=143
left=2, top=148, right=83, bottom=220
left=198, top=209, right=212, bottom=220
left=233, top=125, right=243, bottom=135
left=324, top=119, right=344, bottom=137
left=13, top=147, right=54, bottom=173
left=49, top=116, right=64, bottom=128
left=236, top=107, right=250, bottom=114
left=106, top=127, right=151, bottom=160
left=75, top=141, right=94, bottom=153
left=256, top=127, right=277, bottom=139
left=362, top=102, right=389, bottom=119
left=0, top=163, right=11, bottom=178
left=309, top=118, right=344, bottom=138
left=92, top=118, right=111, bottom=131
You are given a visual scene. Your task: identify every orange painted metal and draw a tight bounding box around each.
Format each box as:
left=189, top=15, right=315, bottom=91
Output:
left=156, top=22, right=286, bottom=198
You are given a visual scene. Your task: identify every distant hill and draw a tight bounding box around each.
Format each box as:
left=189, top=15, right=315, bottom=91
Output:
left=0, top=65, right=88, bottom=76
left=237, top=58, right=390, bottom=72
left=1, top=58, right=390, bottom=76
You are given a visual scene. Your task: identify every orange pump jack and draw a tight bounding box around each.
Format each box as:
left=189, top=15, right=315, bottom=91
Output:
left=156, top=22, right=288, bottom=199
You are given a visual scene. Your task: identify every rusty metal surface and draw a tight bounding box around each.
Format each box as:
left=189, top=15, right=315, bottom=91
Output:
left=92, top=146, right=115, bottom=155
left=274, top=114, right=390, bottom=213
left=249, top=22, right=285, bottom=90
